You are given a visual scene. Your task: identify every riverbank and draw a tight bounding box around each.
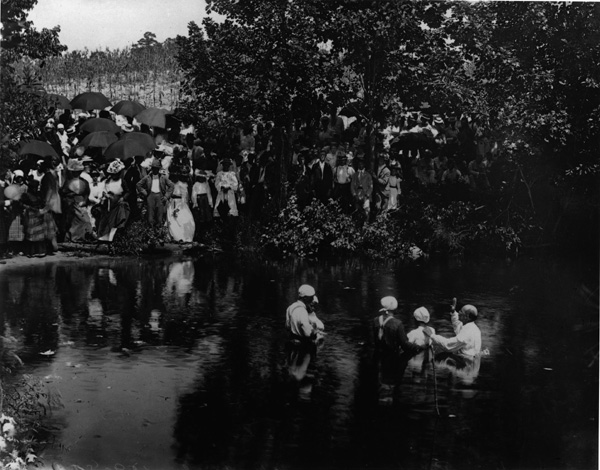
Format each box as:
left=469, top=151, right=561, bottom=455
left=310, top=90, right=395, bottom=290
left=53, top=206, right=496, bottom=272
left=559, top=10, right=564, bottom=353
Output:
left=0, top=241, right=201, bottom=271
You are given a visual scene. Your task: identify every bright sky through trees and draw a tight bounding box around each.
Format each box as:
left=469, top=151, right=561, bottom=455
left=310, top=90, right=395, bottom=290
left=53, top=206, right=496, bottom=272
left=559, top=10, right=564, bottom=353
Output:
left=27, top=0, right=213, bottom=51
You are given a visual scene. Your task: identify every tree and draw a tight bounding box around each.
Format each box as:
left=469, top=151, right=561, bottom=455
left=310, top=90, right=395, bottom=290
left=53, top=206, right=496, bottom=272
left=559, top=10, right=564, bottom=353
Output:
left=0, top=0, right=67, bottom=151
left=133, top=31, right=159, bottom=51
left=177, top=0, right=350, bottom=204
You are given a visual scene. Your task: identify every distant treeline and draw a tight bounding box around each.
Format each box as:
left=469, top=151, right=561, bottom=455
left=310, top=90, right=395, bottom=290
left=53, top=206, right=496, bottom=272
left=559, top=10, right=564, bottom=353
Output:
left=38, top=39, right=182, bottom=109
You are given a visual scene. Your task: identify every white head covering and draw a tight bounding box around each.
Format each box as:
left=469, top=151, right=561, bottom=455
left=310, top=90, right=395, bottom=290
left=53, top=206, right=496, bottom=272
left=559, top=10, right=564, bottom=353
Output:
left=379, top=296, right=398, bottom=312
left=298, top=284, right=316, bottom=297
left=413, top=306, right=430, bottom=323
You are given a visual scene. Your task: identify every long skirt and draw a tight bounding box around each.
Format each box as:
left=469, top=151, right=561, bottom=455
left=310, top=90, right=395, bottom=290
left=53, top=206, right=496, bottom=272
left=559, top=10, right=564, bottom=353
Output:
left=194, top=194, right=212, bottom=224
left=97, top=200, right=130, bottom=242
left=24, top=209, right=57, bottom=243
left=167, top=199, right=195, bottom=242
left=65, top=198, right=93, bottom=242
left=8, top=214, right=24, bottom=242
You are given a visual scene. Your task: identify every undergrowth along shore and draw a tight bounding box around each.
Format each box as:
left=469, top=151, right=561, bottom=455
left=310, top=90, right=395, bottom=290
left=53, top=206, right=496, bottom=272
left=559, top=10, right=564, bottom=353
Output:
left=109, top=192, right=537, bottom=260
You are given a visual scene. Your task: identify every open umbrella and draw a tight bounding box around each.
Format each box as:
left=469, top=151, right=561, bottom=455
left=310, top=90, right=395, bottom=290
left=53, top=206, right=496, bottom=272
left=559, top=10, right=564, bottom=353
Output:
left=70, top=92, right=112, bottom=111
left=80, top=118, right=121, bottom=134
left=18, top=140, right=58, bottom=158
left=120, top=132, right=156, bottom=153
left=134, top=108, right=172, bottom=129
left=104, top=139, right=151, bottom=162
left=112, top=100, right=146, bottom=118
left=80, top=131, right=118, bottom=149
left=44, top=93, right=72, bottom=110
left=339, top=101, right=366, bottom=118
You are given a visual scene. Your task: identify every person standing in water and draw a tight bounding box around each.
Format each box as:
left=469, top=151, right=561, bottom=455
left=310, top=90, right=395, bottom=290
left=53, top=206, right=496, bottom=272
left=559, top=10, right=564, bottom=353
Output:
left=425, top=298, right=481, bottom=358
left=373, top=296, right=423, bottom=402
left=286, top=284, right=324, bottom=343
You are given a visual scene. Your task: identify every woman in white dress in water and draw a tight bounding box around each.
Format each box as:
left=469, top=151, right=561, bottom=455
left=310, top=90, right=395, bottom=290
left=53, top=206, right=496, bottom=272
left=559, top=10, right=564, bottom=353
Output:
left=166, top=168, right=195, bottom=242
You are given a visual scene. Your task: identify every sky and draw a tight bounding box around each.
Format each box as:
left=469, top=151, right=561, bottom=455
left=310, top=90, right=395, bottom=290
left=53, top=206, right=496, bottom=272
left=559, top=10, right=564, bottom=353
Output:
left=28, top=0, right=213, bottom=52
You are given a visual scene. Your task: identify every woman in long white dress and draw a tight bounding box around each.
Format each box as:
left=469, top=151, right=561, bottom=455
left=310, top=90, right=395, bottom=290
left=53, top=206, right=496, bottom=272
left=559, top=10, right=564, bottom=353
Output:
left=167, top=176, right=195, bottom=242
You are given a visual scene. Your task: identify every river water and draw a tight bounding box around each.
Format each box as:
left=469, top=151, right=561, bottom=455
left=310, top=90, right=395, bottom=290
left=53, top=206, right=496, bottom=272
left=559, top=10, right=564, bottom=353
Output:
left=0, top=254, right=597, bottom=470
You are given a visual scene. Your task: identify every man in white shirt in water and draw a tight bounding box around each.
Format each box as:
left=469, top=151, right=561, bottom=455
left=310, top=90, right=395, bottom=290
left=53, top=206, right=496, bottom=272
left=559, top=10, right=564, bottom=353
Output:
left=425, top=299, right=481, bottom=357
left=286, top=284, right=324, bottom=343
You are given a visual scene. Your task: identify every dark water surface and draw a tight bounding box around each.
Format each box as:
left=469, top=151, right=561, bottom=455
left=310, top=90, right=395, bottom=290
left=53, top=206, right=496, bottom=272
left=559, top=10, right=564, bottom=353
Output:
left=0, top=254, right=597, bottom=470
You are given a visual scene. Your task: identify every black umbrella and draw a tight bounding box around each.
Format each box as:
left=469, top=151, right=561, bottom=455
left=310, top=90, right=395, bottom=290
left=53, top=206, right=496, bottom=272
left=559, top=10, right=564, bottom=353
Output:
left=18, top=140, right=58, bottom=158
left=120, top=132, right=156, bottom=153
left=112, top=100, right=146, bottom=118
left=80, top=118, right=120, bottom=134
left=70, top=92, right=112, bottom=111
left=44, top=93, right=72, bottom=110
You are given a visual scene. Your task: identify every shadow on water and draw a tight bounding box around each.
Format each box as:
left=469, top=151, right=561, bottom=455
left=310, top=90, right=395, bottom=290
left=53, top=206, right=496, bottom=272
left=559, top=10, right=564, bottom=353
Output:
left=0, top=254, right=597, bottom=470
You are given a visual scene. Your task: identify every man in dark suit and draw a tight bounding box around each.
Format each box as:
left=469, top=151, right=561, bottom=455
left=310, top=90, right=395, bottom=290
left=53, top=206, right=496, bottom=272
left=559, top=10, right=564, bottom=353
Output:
left=311, top=148, right=333, bottom=203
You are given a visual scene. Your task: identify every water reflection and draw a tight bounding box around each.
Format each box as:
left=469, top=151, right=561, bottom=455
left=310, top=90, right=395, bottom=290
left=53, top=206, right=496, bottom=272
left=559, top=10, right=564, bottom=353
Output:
left=0, top=256, right=596, bottom=469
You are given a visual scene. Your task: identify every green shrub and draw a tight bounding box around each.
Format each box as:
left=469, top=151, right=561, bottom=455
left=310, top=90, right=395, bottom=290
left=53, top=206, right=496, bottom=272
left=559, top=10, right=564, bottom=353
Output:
left=112, top=220, right=171, bottom=256
left=260, top=196, right=360, bottom=258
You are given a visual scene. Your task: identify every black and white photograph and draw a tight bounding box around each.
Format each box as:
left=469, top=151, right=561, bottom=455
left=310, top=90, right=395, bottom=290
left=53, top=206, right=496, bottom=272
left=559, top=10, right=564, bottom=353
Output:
left=0, top=1, right=598, bottom=469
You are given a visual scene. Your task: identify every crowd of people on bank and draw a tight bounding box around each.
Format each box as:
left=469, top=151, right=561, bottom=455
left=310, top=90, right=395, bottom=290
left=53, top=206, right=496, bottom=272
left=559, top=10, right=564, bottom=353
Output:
left=0, top=103, right=501, bottom=259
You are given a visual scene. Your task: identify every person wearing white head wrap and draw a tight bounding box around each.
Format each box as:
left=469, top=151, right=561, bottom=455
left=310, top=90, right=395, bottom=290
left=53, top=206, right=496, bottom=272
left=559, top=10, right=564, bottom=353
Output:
left=286, top=284, right=324, bottom=342
left=373, top=296, right=423, bottom=394
left=407, top=307, right=436, bottom=347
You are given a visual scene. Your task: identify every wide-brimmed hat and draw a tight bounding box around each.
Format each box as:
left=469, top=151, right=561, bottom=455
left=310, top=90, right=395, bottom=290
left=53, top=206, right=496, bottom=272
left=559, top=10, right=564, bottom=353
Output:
left=379, top=296, right=398, bottom=312
left=106, top=159, right=125, bottom=174
left=67, top=159, right=84, bottom=171
left=433, top=116, right=444, bottom=125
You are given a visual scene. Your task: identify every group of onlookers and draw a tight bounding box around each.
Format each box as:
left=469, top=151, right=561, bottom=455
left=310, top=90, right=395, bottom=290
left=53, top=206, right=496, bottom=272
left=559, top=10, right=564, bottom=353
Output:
left=0, top=104, right=502, bottom=259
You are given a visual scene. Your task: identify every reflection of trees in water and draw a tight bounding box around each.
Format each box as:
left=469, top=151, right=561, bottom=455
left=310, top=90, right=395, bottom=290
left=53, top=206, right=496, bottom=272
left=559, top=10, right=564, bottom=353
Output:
left=14, top=265, right=61, bottom=354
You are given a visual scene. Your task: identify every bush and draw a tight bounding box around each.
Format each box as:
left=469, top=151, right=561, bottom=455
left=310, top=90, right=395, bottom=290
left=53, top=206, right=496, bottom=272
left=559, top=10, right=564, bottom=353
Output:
left=260, top=196, right=360, bottom=258
left=112, top=220, right=171, bottom=256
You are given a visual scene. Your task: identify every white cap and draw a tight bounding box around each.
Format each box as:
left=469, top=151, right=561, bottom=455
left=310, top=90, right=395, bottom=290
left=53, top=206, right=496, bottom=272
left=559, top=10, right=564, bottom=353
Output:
left=298, top=284, right=316, bottom=297
left=413, top=306, right=430, bottom=323
left=379, top=296, right=398, bottom=312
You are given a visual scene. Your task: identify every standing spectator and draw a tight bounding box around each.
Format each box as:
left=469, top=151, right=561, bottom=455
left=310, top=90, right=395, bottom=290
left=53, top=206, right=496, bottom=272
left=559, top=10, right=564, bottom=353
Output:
left=137, top=158, right=175, bottom=228
left=191, top=169, right=213, bottom=235
left=386, top=161, right=402, bottom=212
left=441, top=158, right=464, bottom=184
left=350, top=156, right=372, bottom=218
left=325, top=143, right=338, bottom=169
left=213, top=159, right=239, bottom=218
left=87, top=167, right=105, bottom=234
left=311, top=148, right=334, bottom=204
left=166, top=170, right=195, bottom=242
left=123, top=155, right=147, bottom=221
left=56, top=123, right=70, bottom=157
left=468, top=154, right=490, bottom=191
left=39, top=156, right=61, bottom=249
left=80, top=156, right=95, bottom=185
left=373, top=152, right=391, bottom=214
left=21, top=179, right=58, bottom=258
left=333, top=151, right=355, bottom=213
left=97, top=159, right=131, bottom=242
left=61, top=159, right=92, bottom=242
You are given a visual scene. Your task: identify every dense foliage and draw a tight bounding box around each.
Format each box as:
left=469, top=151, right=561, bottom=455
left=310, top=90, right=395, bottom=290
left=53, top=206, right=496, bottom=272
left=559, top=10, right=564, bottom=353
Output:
left=175, top=0, right=599, bottom=254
